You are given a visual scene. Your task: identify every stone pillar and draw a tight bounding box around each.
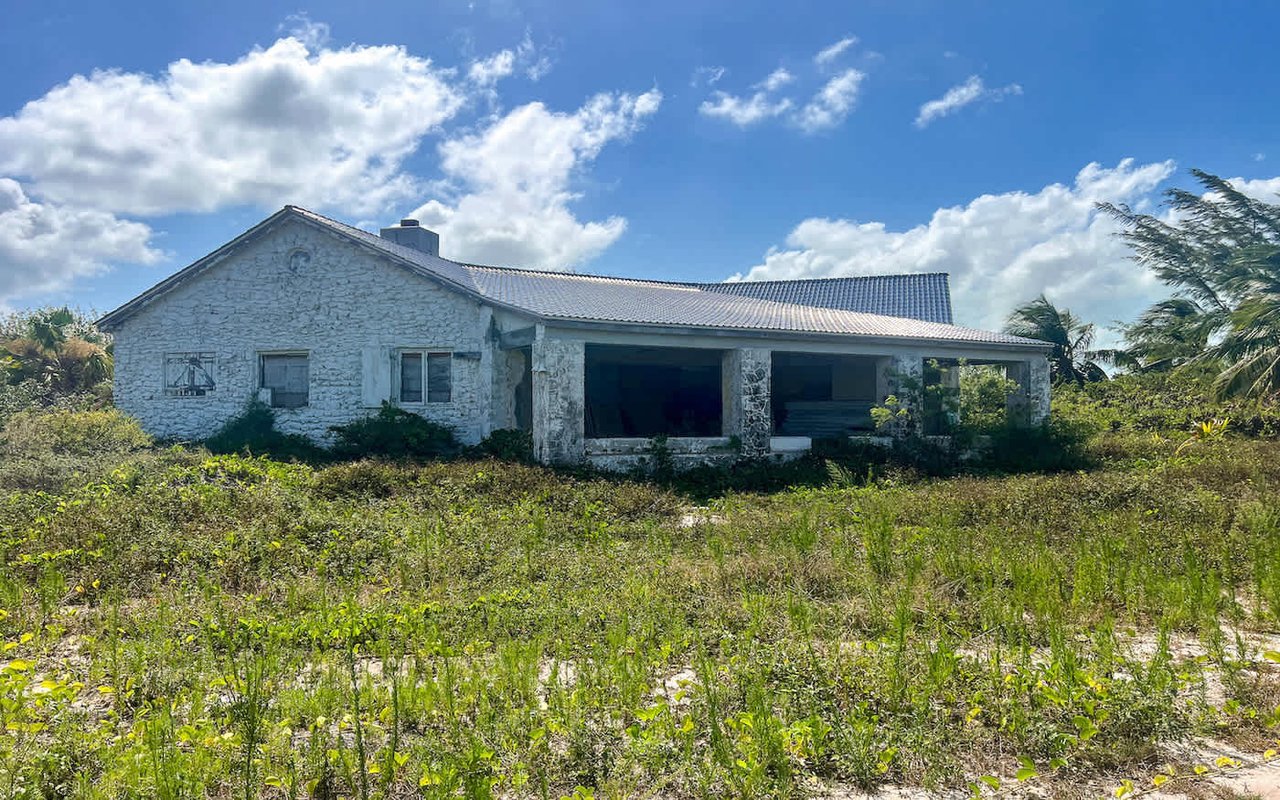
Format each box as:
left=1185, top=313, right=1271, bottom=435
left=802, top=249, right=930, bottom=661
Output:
left=877, top=353, right=924, bottom=436
left=722, top=348, right=771, bottom=457
left=531, top=338, right=585, bottom=464
left=883, top=353, right=924, bottom=407
left=1006, top=356, right=1051, bottom=426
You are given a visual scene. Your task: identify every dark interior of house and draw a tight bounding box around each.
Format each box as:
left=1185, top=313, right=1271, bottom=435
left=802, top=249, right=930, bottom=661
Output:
left=584, top=344, right=723, bottom=437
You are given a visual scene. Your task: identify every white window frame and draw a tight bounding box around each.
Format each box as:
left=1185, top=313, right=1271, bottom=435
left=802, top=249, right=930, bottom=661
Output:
left=395, top=349, right=452, bottom=405
left=258, top=350, right=311, bottom=410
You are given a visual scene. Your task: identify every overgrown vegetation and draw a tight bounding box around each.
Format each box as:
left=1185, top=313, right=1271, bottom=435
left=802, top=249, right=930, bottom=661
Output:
left=205, top=400, right=326, bottom=461
left=2, top=370, right=1280, bottom=798
left=1, top=308, right=112, bottom=425
left=329, top=403, right=460, bottom=460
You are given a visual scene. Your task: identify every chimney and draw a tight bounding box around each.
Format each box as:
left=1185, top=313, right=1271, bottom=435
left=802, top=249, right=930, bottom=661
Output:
left=379, top=218, right=440, bottom=256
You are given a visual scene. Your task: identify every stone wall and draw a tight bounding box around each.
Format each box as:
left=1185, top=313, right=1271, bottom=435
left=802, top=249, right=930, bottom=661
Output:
left=531, top=337, right=585, bottom=464
left=722, top=348, right=772, bottom=456
left=111, top=219, right=496, bottom=444
left=1006, top=356, right=1052, bottom=426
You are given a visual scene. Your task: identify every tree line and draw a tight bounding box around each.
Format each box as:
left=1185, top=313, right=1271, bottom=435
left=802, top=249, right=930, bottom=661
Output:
left=1005, top=169, right=1280, bottom=397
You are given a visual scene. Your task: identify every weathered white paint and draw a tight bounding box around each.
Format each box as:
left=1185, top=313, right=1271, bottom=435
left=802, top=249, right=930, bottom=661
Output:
left=111, top=219, right=497, bottom=444
left=1006, top=356, right=1052, bottom=426
left=530, top=334, right=585, bottom=464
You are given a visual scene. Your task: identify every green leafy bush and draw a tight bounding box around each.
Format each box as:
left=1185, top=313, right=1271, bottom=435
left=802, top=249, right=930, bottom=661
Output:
left=468, top=428, right=534, bottom=462
left=977, top=419, right=1095, bottom=473
left=328, top=403, right=458, bottom=460
left=205, top=400, right=325, bottom=461
left=1055, top=367, right=1280, bottom=437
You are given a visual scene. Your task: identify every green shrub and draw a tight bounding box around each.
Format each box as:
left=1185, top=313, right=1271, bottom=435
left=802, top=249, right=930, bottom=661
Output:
left=205, top=400, right=325, bottom=461
left=977, top=418, right=1095, bottom=473
left=0, top=408, right=150, bottom=455
left=0, top=408, right=155, bottom=491
left=468, top=428, right=534, bottom=462
left=313, top=460, right=416, bottom=499
left=328, top=403, right=458, bottom=460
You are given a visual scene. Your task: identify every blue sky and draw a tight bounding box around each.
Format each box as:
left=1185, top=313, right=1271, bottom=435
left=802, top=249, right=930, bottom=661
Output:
left=1, top=0, right=1277, bottom=338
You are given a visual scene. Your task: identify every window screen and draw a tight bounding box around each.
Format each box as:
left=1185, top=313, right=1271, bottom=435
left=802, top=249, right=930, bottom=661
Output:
left=399, top=352, right=423, bottom=403
left=427, top=352, right=452, bottom=403
left=261, top=354, right=309, bottom=409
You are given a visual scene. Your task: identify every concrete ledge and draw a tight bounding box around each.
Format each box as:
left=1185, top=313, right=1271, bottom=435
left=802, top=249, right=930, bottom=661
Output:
left=587, top=452, right=738, bottom=472
left=769, top=435, right=811, bottom=453
left=584, top=436, right=733, bottom=456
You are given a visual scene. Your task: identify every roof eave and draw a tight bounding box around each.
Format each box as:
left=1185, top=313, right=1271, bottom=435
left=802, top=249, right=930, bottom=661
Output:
left=539, top=316, right=1054, bottom=353
left=97, top=206, right=546, bottom=332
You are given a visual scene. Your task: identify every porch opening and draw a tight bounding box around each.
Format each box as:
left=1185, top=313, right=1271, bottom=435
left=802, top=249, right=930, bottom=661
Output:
left=771, top=352, right=878, bottom=437
left=585, top=344, right=723, bottom=438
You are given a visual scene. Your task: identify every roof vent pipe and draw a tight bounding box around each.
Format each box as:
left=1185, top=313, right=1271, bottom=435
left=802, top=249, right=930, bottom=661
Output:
left=380, top=218, right=439, bottom=256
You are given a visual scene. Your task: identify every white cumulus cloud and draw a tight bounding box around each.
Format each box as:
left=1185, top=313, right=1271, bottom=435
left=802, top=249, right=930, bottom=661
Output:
left=468, top=49, right=515, bottom=85
left=915, top=75, right=1022, bottom=128
left=0, top=36, right=466, bottom=218
left=0, top=27, right=659, bottom=303
left=755, top=68, right=795, bottom=92
left=408, top=90, right=662, bottom=269
left=0, top=179, right=162, bottom=301
left=737, top=159, right=1180, bottom=338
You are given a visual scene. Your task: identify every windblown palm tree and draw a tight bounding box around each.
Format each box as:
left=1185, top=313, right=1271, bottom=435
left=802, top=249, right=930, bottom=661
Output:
left=1003, top=295, right=1109, bottom=386
left=1102, top=169, right=1280, bottom=397
left=1207, top=243, right=1280, bottom=397
left=1115, top=298, right=1217, bottom=372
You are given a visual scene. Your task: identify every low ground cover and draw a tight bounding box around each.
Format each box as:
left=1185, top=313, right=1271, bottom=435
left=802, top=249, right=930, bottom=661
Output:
left=2, top=380, right=1280, bottom=797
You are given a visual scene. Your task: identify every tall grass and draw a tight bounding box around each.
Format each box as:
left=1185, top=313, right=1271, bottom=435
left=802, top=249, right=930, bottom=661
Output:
left=1, top=403, right=1280, bottom=795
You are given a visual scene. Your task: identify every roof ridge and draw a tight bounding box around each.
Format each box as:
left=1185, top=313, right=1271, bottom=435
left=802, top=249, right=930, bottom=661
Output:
left=699, top=272, right=950, bottom=287
left=459, top=261, right=702, bottom=288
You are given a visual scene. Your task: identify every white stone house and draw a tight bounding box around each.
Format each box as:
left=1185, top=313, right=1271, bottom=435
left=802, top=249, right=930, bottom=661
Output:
left=98, top=206, right=1052, bottom=468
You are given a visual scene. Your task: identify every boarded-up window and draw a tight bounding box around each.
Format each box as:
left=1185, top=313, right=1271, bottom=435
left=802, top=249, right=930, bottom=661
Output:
left=165, top=352, right=216, bottom=397
left=261, top=353, right=309, bottom=409
left=399, top=352, right=423, bottom=403
left=427, top=353, right=451, bottom=403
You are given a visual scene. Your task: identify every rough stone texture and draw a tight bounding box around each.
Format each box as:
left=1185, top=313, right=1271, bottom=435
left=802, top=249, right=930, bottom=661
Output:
left=531, top=337, right=585, bottom=464
left=112, top=219, right=495, bottom=444
left=722, top=348, right=772, bottom=456
left=883, top=353, right=924, bottom=407
left=585, top=436, right=739, bottom=472
left=1006, top=356, right=1051, bottom=426
left=875, top=352, right=924, bottom=436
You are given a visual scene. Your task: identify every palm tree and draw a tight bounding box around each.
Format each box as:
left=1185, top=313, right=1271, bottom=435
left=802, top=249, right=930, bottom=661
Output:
left=1115, top=298, right=1217, bottom=372
left=1102, top=169, right=1280, bottom=397
left=1, top=307, right=113, bottom=395
left=1003, top=295, right=1109, bottom=386
left=1206, top=243, right=1280, bottom=397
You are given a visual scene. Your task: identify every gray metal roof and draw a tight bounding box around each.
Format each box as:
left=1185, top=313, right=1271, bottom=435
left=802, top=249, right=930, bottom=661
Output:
left=697, top=273, right=953, bottom=324
left=100, top=206, right=1048, bottom=350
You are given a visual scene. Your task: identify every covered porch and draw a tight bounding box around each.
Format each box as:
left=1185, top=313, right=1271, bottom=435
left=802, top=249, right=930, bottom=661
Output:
left=495, top=326, right=1052, bottom=468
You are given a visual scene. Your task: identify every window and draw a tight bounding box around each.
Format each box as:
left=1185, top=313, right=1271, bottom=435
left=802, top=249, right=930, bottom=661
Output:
left=399, top=352, right=423, bottom=403
left=397, top=350, right=452, bottom=403
left=261, top=353, right=309, bottom=408
left=164, top=352, right=216, bottom=397
left=427, top=353, right=452, bottom=403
